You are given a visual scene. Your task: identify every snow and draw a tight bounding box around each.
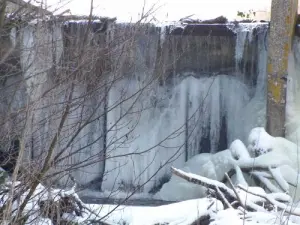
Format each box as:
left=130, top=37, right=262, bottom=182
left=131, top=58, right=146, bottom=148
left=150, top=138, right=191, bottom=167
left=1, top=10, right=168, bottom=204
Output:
left=63, top=197, right=224, bottom=225
left=3, top=138, right=300, bottom=225
left=58, top=195, right=300, bottom=225
left=229, top=139, right=250, bottom=160
left=155, top=127, right=300, bottom=203
left=247, top=127, right=274, bottom=157
left=4, top=136, right=292, bottom=225
left=236, top=185, right=266, bottom=207
left=80, top=189, right=154, bottom=200
left=235, top=127, right=300, bottom=201
left=25, top=216, right=53, bottom=225
left=3, top=185, right=300, bottom=225
left=243, top=127, right=298, bottom=169
left=211, top=208, right=300, bottom=225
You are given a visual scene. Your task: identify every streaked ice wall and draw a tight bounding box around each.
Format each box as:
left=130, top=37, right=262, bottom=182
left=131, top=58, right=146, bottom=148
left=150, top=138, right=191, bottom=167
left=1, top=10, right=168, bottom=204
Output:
left=0, top=21, right=268, bottom=194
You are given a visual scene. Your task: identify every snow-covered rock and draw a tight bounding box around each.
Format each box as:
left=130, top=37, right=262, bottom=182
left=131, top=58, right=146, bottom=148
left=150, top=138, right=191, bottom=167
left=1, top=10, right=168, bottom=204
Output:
left=230, top=139, right=250, bottom=160
left=246, top=127, right=297, bottom=168
left=241, top=127, right=300, bottom=199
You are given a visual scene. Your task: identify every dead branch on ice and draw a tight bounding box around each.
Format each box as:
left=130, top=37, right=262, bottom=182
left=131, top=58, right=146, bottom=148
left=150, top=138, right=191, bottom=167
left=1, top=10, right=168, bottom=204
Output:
left=237, top=184, right=300, bottom=216
left=171, top=167, right=236, bottom=199
left=171, top=167, right=300, bottom=216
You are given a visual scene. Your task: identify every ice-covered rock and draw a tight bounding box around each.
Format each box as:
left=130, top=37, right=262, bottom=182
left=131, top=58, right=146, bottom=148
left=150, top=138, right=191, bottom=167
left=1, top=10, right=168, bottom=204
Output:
left=154, top=145, right=249, bottom=201
left=245, top=127, right=298, bottom=169
left=240, top=127, right=300, bottom=200
left=155, top=127, right=300, bottom=202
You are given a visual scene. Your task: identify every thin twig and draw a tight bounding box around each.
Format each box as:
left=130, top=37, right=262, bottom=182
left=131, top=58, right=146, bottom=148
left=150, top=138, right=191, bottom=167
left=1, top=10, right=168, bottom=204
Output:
left=225, top=173, right=245, bottom=208
left=216, top=186, right=232, bottom=209
left=237, top=184, right=300, bottom=216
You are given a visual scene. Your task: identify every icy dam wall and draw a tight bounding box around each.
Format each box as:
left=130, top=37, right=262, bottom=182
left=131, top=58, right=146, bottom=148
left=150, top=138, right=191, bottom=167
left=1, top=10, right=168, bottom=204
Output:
left=0, top=21, right=269, bottom=193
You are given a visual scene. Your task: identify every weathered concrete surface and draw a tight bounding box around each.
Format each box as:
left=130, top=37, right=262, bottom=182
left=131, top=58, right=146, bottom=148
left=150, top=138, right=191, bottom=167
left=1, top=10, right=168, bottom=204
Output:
left=169, top=24, right=235, bottom=36
left=266, top=0, right=298, bottom=137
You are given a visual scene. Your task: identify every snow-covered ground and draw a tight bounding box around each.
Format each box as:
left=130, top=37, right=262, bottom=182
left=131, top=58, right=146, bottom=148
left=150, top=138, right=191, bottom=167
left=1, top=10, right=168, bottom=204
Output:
left=3, top=126, right=300, bottom=224
left=68, top=198, right=223, bottom=225
left=39, top=197, right=300, bottom=225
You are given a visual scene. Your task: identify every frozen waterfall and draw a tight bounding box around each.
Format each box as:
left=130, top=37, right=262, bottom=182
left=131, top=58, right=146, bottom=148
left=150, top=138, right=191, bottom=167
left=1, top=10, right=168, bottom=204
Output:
left=102, top=74, right=266, bottom=193
left=102, top=23, right=268, bottom=193
left=3, top=21, right=269, bottom=194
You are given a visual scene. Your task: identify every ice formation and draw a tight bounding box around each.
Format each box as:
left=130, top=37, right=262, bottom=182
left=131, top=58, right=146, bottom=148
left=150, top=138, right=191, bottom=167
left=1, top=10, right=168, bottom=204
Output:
left=102, top=75, right=262, bottom=192
left=100, top=22, right=269, bottom=192
left=242, top=127, right=299, bottom=169
left=239, top=127, right=300, bottom=201
left=154, top=139, right=251, bottom=201
left=286, top=37, right=300, bottom=144
left=18, top=23, right=107, bottom=187
left=8, top=21, right=270, bottom=194
left=156, top=127, right=300, bottom=202
left=229, top=139, right=250, bottom=160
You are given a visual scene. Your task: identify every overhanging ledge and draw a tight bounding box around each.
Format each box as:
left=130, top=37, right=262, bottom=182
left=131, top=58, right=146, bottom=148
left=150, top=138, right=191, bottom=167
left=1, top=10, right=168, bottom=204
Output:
left=168, top=24, right=236, bottom=36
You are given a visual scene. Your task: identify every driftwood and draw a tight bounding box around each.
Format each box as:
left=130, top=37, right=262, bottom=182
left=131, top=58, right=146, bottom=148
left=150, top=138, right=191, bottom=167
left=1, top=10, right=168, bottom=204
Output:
left=171, top=167, right=300, bottom=216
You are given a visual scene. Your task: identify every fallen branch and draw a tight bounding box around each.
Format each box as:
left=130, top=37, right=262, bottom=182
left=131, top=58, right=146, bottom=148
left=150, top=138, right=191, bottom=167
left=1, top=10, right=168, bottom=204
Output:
left=172, top=167, right=264, bottom=211
left=215, top=186, right=232, bottom=209
left=171, top=167, right=294, bottom=214
left=171, top=167, right=236, bottom=200
left=225, top=173, right=265, bottom=212
left=224, top=173, right=245, bottom=209
left=172, top=165, right=300, bottom=218
left=237, top=184, right=300, bottom=216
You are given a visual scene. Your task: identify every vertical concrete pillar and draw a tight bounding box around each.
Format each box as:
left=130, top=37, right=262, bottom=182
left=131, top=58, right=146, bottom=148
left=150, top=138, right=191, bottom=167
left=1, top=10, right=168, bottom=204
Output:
left=266, top=0, right=298, bottom=136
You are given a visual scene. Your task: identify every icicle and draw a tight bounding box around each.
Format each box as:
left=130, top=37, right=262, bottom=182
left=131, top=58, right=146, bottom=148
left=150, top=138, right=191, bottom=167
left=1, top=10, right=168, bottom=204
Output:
left=235, top=25, right=248, bottom=66
left=159, top=25, right=167, bottom=49
left=286, top=37, right=300, bottom=143
left=9, top=27, right=17, bottom=48
left=233, top=23, right=263, bottom=72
